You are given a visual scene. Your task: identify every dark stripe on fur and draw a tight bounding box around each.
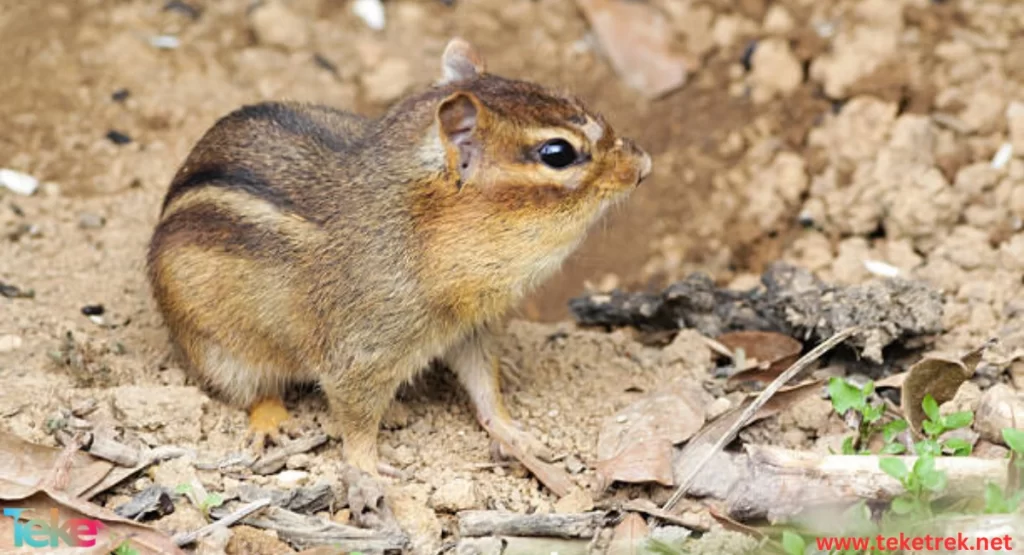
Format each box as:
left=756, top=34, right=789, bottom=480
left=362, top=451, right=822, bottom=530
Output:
left=229, top=103, right=350, bottom=152
left=151, top=202, right=296, bottom=261
left=161, top=166, right=293, bottom=215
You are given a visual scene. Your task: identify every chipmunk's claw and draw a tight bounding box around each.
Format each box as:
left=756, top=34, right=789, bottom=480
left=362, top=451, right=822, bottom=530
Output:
left=490, top=419, right=555, bottom=463
left=343, top=464, right=401, bottom=531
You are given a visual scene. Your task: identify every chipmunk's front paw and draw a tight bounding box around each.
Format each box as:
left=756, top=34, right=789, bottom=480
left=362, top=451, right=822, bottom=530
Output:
left=490, top=420, right=555, bottom=463
left=246, top=397, right=311, bottom=452
left=343, top=464, right=401, bottom=531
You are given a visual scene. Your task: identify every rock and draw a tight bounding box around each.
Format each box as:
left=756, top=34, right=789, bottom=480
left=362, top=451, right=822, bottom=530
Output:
left=960, top=90, right=1006, bottom=135
left=1008, top=102, right=1024, bottom=155
left=564, top=454, right=586, bottom=474
left=391, top=485, right=442, bottom=555
left=77, top=212, right=105, bottom=229
left=940, top=381, right=983, bottom=415
left=249, top=0, right=309, bottom=50
left=285, top=453, right=311, bottom=470
left=749, top=38, right=803, bottom=102
left=0, top=168, right=39, bottom=196
left=0, top=335, right=23, bottom=353
left=275, top=470, right=309, bottom=488
left=975, top=384, right=1024, bottom=445
left=361, top=57, right=413, bottom=105
left=352, top=0, right=385, bottom=31
left=762, top=5, right=795, bottom=35
left=706, top=397, right=732, bottom=420
left=428, top=478, right=478, bottom=512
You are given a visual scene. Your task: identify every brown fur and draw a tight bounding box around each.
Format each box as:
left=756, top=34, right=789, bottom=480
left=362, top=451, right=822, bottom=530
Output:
left=146, top=38, right=651, bottom=474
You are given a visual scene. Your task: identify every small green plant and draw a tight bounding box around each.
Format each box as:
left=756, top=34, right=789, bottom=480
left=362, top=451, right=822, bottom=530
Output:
left=781, top=530, right=806, bottom=555
left=828, top=378, right=886, bottom=454
left=982, top=428, right=1024, bottom=514
left=917, top=394, right=974, bottom=456
left=110, top=540, right=139, bottom=555
left=174, top=483, right=225, bottom=518
left=880, top=453, right=946, bottom=519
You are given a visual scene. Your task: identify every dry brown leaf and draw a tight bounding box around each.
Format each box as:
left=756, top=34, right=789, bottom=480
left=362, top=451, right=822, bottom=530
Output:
left=574, top=0, right=690, bottom=98
left=0, top=434, right=184, bottom=554
left=607, top=512, right=650, bottom=555
left=708, top=506, right=768, bottom=541
left=595, top=439, right=675, bottom=489
left=901, top=347, right=984, bottom=433
left=674, top=381, right=823, bottom=488
left=594, top=380, right=705, bottom=489
left=719, top=330, right=803, bottom=386
left=597, top=380, right=706, bottom=461
left=0, top=431, right=113, bottom=500
left=875, top=372, right=907, bottom=389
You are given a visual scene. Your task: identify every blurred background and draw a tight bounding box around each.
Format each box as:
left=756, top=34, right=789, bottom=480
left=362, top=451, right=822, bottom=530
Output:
left=1, top=0, right=1021, bottom=346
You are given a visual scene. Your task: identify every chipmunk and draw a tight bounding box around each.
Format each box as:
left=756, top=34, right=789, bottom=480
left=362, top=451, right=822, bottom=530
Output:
left=147, top=38, right=651, bottom=480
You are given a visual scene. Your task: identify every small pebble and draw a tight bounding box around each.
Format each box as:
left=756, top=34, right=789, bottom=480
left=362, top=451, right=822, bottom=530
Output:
left=163, top=0, right=201, bottom=19
left=991, top=142, right=1013, bottom=170
left=275, top=470, right=310, bottom=488
left=352, top=0, right=386, bottom=30
left=111, top=88, right=130, bottom=102
left=106, top=130, right=132, bottom=145
left=149, top=35, right=181, bottom=49
left=78, top=212, right=106, bottom=229
left=564, top=454, right=586, bottom=474
left=0, top=168, right=39, bottom=196
left=81, top=304, right=105, bottom=316
left=0, top=335, right=23, bottom=353
left=285, top=454, right=311, bottom=470
left=863, top=259, right=901, bottom=278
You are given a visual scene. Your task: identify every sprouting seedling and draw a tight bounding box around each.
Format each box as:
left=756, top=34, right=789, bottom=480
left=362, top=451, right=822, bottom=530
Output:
left=984, top=428, right=1024, bottom=514
left=174, top=483, right=225, bottom=518
left=918, top=394, right=974, bottom=456
left=828, top=377, right=886, bottom=454
left=111, top=540, right=140, bottom=555
left=781, top=530, right=806, bottom=555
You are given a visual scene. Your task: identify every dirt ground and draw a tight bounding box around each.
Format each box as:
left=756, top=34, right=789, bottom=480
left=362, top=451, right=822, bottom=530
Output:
left=2, top=0, right=1024, bottom=553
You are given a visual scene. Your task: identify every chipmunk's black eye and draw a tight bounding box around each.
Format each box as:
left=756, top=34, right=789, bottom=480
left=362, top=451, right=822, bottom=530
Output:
left=538, top=139, right=578, bottom=169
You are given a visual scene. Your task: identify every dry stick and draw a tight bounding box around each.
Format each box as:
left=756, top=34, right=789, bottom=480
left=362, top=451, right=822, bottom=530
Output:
left=173, top=498, right=272, bottom=547
left=661, top=326, right=860, bottom=512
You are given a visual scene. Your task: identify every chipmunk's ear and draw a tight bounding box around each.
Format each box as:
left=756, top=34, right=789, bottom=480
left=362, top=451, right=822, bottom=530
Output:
left=440, top=37, right=485, bottom=84
left=437, top=92, right=484, bottom=185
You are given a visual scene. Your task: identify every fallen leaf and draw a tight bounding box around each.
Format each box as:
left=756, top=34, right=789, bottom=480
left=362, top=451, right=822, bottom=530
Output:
left=875, top=372, right=907, bottom=389
left=719, top=330, right=803, bottom=386
left=574, top=0, right=690, bottom=98
left=0, top=431, right=113, bottom=499
left=0, top=434, right=185, bottom=554
left=674, top=381, right=823, bottom=490
left=595, top=439, right=675, bottom=489
left=901, top=348, right=983, bottom=434
left=595, top=380, right=706, bottom=488
left=607, top=513, right=650, bottom=555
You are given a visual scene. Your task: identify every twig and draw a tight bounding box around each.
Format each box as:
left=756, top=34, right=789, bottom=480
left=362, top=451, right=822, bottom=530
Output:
left=458, top=510, right=607, bottom=538
left=173, top=498, right=272, bottom=546
left=251, top=433, right=328, bottom=475
left=662, top=327, right=860, bottom=512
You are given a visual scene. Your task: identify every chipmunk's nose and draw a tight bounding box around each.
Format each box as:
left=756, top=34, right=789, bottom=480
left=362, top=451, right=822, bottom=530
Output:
left=637, top=149, right=652, bottom=184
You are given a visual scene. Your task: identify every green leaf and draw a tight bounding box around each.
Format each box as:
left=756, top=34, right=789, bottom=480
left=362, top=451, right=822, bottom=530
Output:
left=942, top=411, right=974, bottom=430
left=942, top=438, right=973, bottom=456
left=880, top=457, right=908, bottom=481
left=862, top=381, right=875, bottom=397
left=781, top=530, right=806, bottom=555
left=841, top=436, right=856, bottom=455
left=1003, top=428, right=1024, bottom=454
left=863, top=404, right=885, bottom=424
left=922, top=419, right=945, bottom=438
left=922, top=394, right=941, bottom=423
left=915, top=439, right=941, bottom=457
left=890, top=496, right=915, bottom=515
left=882, top=443, right=906, bottom=455
left=829, top=377, right=865, bottom=414
left=174, top=483, right=192, bottom=495
left=203, top=493, right=225, bottom=510
left=913, top=454, right=936, bottom=477
left=984, top=482, right=1008, bottom=514
left=883, top=419, right=909, bottom=442
left=920, top=468, right=948, bottom=492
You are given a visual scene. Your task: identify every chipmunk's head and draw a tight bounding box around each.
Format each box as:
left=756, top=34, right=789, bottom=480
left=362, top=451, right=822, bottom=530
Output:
left=429, top=37, right=651, bottom=215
